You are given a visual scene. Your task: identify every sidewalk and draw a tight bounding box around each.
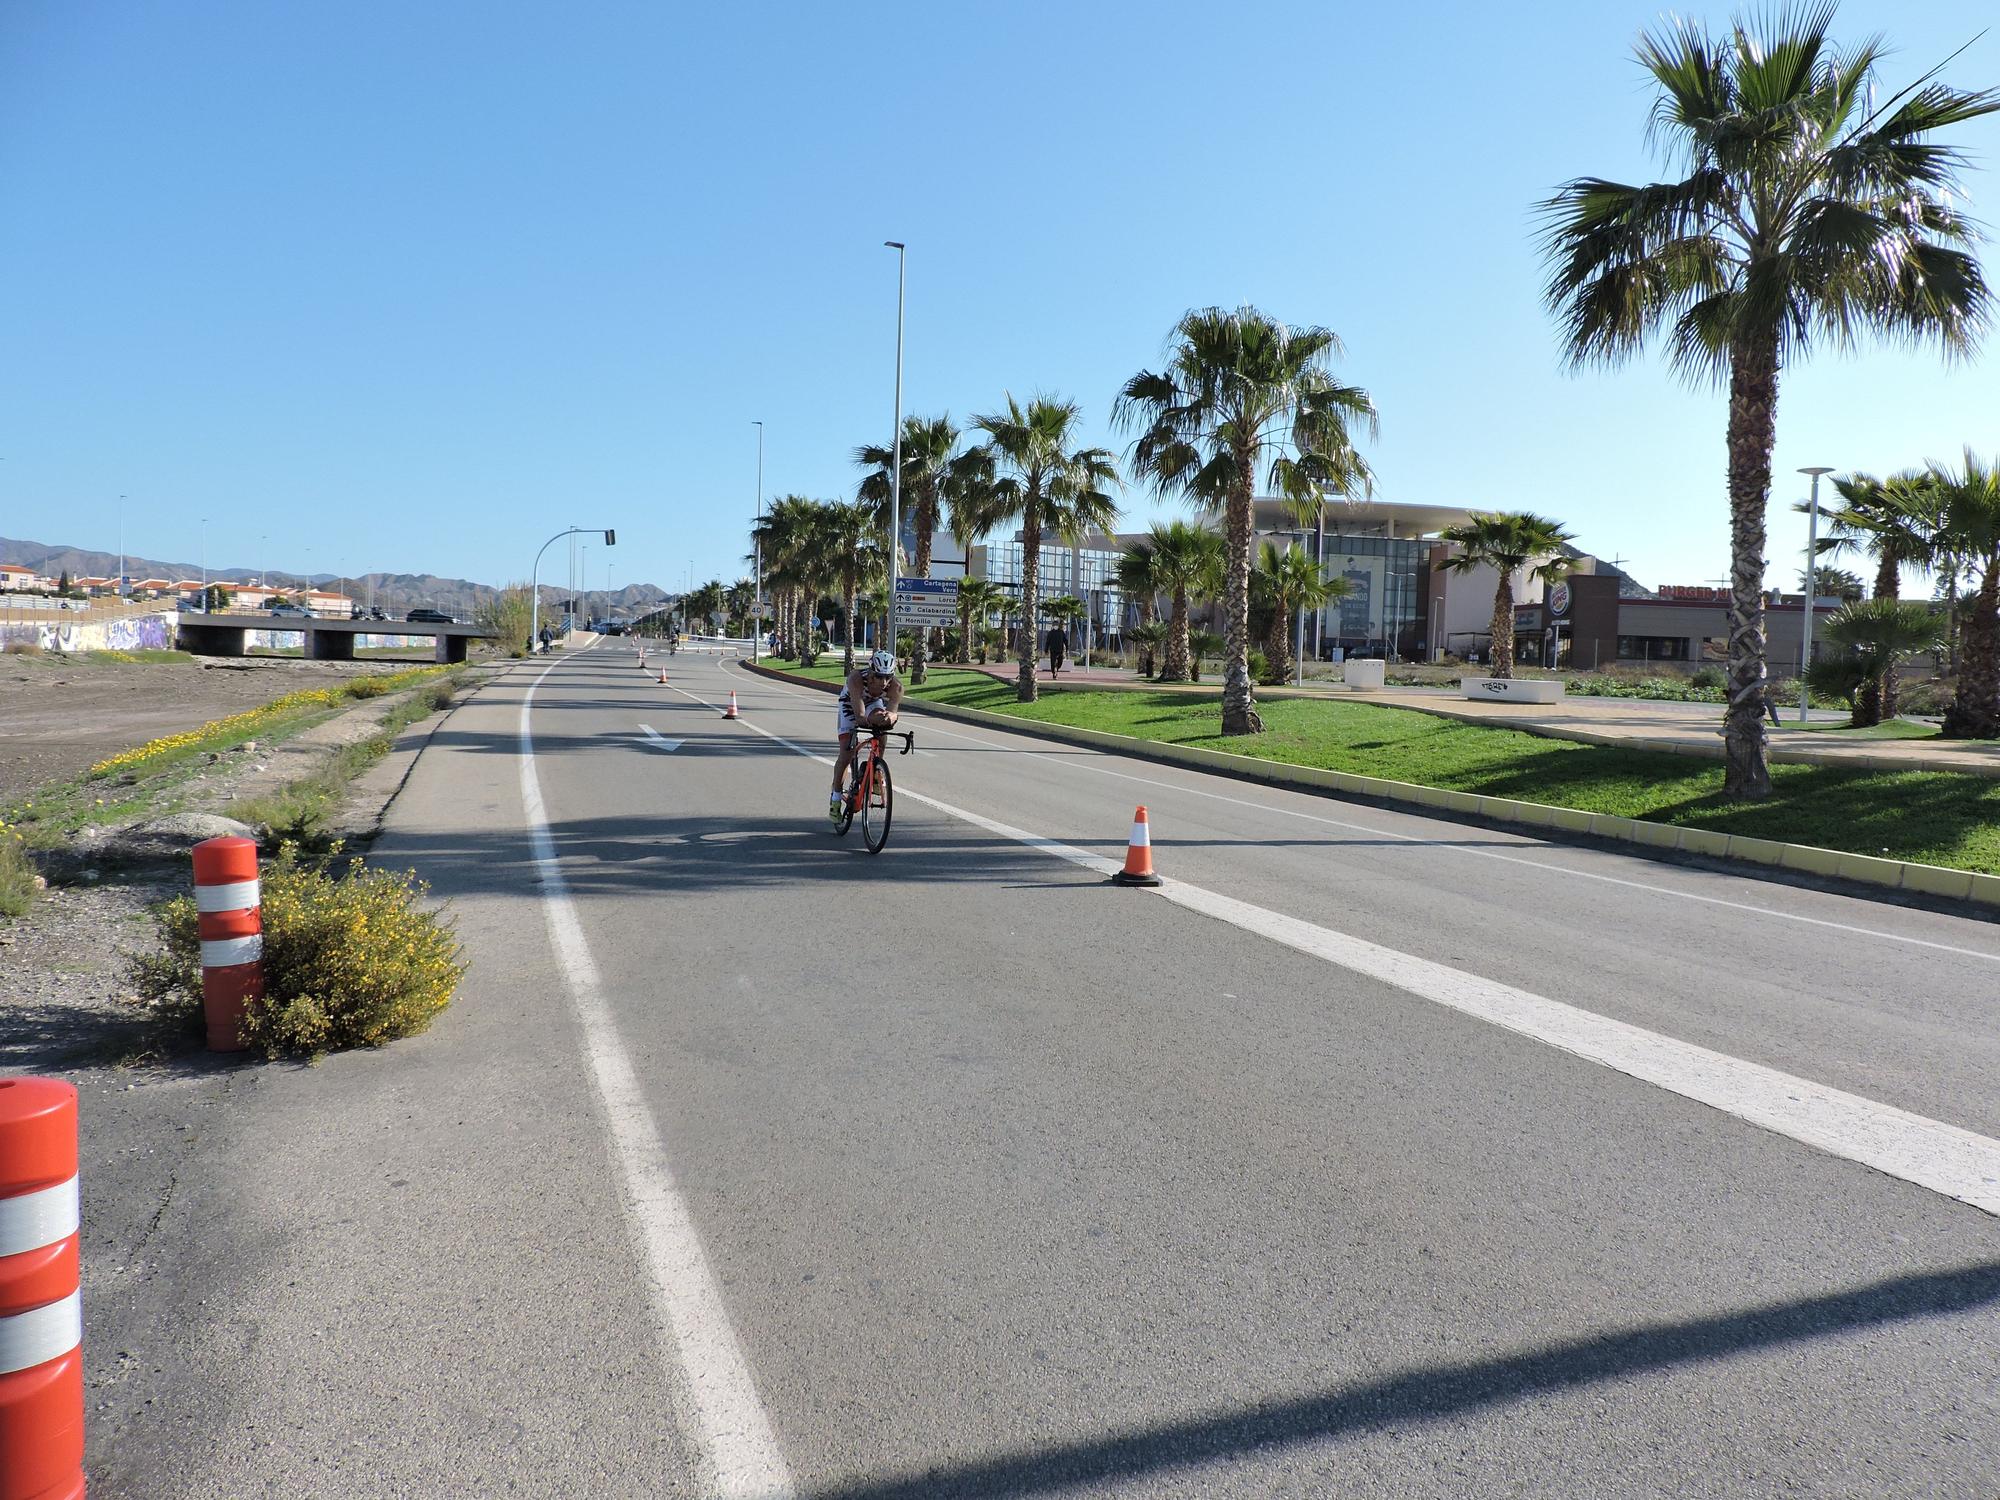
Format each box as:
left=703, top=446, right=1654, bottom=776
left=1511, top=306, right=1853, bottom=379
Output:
left=949, top=660, right=2000, bottom=777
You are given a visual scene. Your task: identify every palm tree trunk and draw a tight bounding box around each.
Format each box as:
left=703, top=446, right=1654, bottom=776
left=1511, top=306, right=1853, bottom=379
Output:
left=1488, top=577, right=1517, bottom=679
left=1874, top=554, right=1899, bottom=601
left=1017, top=504, right=1041, bottom=703
left=1723, top=331, right=1780, bottom=798
left=1266, top=598, right=1292, bottom=686
left=1220, top=456, right=1262, bottom=734
left=911, top=494, right=934, bottom=684
left=956, top=593, right=973, bottom=664
left=1163, top=590, right=1191, bottom=681
left=1943, top=558, right=2000, bottom=738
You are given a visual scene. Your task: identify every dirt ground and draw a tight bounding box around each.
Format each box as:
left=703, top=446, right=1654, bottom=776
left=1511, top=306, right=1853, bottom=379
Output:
left=0, top=653, right=434, bottom=804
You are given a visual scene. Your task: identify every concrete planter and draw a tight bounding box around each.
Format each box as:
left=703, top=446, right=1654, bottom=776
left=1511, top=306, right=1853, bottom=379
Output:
left=1342, top=659, right=1386, bottom=691
left=1461, top=676, right=1565, bottom=704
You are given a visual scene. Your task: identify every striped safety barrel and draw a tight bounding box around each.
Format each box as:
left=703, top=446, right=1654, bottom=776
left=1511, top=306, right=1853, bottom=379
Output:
left=193, top=837, right=263, bottom=1053
left=0, top=1076, right=84, bottom=1500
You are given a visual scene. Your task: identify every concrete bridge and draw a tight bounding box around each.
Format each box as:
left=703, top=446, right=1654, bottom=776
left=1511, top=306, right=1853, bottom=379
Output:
left=176, top=612, right=495, bottom=663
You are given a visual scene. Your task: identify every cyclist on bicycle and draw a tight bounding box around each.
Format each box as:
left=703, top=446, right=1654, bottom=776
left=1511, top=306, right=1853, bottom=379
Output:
left=832, top=648, right=903, bottom=821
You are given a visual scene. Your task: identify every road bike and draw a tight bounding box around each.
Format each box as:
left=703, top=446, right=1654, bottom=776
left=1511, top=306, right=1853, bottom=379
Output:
left=835, top=726, right=914, bottom=854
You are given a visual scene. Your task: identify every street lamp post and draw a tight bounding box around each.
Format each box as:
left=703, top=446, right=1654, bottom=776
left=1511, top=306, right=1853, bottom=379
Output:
left=118, top=496, right=127, bottom=600
left=753, top=420, right=764, bottom=662
left=199, top=518, right=208, bottom=610
left=1798, top=465, right=1834, bottom=724
left=530, top=527, right=616, bottom=652
left=885, top=240, right=906, bottom=664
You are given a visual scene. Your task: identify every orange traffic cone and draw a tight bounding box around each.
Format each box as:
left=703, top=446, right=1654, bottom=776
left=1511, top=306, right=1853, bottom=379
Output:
left=657, top=666, right=668, bottom=684
left=722, top=691, right=739, bottom=720
left=1110, top=805, right=1163, bottom=886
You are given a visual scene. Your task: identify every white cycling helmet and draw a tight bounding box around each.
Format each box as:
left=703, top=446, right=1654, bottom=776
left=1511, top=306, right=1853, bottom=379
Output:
left=868, top=648, right=897, bottom=676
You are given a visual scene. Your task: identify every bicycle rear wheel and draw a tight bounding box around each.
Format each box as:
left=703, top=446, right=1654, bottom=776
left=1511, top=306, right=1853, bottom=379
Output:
left=860, top=758, right=892, bottom=853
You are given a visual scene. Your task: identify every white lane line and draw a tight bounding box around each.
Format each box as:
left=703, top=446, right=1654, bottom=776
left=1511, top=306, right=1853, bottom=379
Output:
left=734, top=668, right=2000, bottom=965
left=521, top=659, right=795, bottom=1497
left=718, top=689, right=2000, bottom=1217
left=637, top=724, right=685, bottom=752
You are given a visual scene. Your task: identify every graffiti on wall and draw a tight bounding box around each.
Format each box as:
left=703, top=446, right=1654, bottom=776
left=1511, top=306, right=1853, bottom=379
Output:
left=0, top=612, right=172, bottom=653
left=105, top=615, right=171, bottom=651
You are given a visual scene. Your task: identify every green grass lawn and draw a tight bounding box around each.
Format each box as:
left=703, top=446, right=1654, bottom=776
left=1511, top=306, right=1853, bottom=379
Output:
left=1781, top=717, right=1939, bottom=739
left=748, top=659, right=2000, bottom=874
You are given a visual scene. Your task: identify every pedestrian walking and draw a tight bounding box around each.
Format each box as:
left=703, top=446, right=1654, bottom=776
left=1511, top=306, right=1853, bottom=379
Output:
left=1045, top=622, right=1068, bottom=678
left=539, top=624, right=553, bottom=654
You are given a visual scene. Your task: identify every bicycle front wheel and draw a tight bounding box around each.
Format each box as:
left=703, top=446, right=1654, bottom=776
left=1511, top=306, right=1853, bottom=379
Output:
left=860, top=757, right=893, bottom=853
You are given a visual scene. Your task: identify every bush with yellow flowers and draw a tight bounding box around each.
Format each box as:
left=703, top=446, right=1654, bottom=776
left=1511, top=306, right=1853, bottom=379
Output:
left=133, top=843, right=467, bottom=1057
left=88, top=667, right=450, bottom=780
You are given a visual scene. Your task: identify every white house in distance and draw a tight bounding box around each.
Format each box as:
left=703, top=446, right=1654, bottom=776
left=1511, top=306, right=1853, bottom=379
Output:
left=0, top=563, right=50, bottom=592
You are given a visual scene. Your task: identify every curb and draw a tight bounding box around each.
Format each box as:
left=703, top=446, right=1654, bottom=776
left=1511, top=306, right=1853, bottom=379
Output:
left=738, top=659, right=1999, bottom=912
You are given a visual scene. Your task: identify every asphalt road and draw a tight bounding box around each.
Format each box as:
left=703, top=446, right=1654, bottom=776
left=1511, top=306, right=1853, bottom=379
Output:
left=81, top=642, right=2000, bottom=1498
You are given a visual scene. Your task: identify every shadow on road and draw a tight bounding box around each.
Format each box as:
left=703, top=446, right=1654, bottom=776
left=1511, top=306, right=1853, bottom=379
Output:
left=804, top=1260, right=2000, bottom=1498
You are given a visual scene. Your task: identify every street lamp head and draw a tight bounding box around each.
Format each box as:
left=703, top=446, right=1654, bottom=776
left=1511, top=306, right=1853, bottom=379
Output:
left=1798, top=466, right=1835, bottom=477
left=884, top=240, right=904, bottom=250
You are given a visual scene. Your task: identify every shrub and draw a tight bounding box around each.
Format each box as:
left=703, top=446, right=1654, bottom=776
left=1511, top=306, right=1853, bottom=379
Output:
left=1897, top=675, right=1954, bottom=716
left=1249, top=649, right=1273, bottom=684
left=1690, top=666, right=1725, bottom=690
left=132, top=846, right=466, bottom=1057
left=1805, top=656, right=1868, bottom=718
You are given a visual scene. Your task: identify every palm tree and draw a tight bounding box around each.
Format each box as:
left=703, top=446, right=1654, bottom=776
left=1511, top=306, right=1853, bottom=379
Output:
left=1128, top=621, right=1169, bottom=680
left=949, top=577, right=996, bottom=664
left=1118, top=306, right=1376, bottom=734
left=1800, top=565, right=1864, bottom=603
left=1147, top=520, right=1224, bottom=682
left=1818, top=471, right=1942, bottom=601
left=809, top=500, right=882, bottom=672
left=970, top=395, right=1120, bottom=703
left=1114, top=541, right=1162, bottom=636
left=857, top=416, right=991, bottom=684
left=724, top=579, right=756, bottom=635
left=1933, top=450, right=2000, bottom=739
left=1820, top=598, right=1945, bottom=726
left=1435, top=513, right=1575, bottom=679
left=1255, top=541, right=1346, bottom=685
left=1541, top=9, right=1997, bottom=795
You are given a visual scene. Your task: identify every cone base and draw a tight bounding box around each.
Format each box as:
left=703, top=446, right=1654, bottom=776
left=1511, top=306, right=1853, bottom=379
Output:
left=1109, top=870, right=1162, bottom=887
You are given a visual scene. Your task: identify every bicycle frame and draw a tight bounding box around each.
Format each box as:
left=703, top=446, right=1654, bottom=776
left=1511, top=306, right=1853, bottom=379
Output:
left=848, top=727, right=914, bottom=810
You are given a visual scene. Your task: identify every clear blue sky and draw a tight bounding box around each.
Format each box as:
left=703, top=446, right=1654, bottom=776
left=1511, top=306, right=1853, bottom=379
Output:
left=4, top=0, right=1997, bottom=596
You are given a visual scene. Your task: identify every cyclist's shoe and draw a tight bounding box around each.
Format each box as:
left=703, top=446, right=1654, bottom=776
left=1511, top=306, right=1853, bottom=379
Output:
left=828, top=792, right=844, bottom=823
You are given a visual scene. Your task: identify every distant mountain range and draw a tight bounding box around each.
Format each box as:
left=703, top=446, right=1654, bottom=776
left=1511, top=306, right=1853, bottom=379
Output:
left=0, top=537, right=673, bottom=621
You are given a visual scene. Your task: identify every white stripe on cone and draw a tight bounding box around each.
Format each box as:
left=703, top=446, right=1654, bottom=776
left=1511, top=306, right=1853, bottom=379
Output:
left=1129, top=820, right=1151, bottom=848
left=194, top=879, right=261, bottom=913
left=0, top=1175, right=80, bottom=1258
left=0, top=1289, right=82, bottom=1375
left=200, top=935, right=264, bottom=968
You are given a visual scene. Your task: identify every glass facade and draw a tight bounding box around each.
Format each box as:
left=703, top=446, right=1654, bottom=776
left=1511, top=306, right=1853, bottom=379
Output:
left=977, top=540, right=1126, bottom=633
left=1319, top=534, right=1423, bottom=658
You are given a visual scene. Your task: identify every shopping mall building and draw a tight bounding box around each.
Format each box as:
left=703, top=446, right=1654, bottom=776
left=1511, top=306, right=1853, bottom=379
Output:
left=968, top=498, right=1842, bottom=669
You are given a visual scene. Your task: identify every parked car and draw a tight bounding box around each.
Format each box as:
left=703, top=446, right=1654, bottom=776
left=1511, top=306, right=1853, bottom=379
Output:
left=268, top=604, right=313, bottom=618
left=406, top=608, right=454, bottom=624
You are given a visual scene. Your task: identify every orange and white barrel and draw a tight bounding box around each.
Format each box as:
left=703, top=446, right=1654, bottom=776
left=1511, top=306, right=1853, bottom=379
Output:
left=0, top=1076, right=85, bottom=1500
left=193, top=837, right=263, bottom=1053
